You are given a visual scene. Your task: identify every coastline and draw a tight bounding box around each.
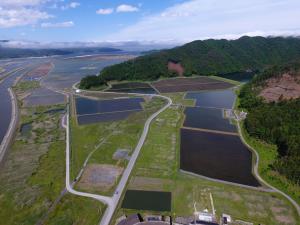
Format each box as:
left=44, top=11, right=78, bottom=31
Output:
left=0, top=88, right=19, bottom=163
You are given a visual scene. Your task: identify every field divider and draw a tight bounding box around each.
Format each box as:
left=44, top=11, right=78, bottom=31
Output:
left=77, top=108, right=143, bottom=117
left=181, top=126, right=239, bottom=136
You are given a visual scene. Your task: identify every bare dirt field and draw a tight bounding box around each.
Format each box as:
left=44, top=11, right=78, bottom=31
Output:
left=152, top=77, right=233, bottom=93
left=78, top=164, right=123, bottom=191
left=128, top=176, right=173, bottom=191
left=259, top=73, right=300, bottom=102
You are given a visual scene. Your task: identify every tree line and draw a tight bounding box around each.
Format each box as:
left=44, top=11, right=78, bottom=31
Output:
left=239, top=61, right=300, bottom=185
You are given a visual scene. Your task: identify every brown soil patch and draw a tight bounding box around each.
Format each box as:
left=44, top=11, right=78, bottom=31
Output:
left=274, top=214, right=295, bottom=224
left=78, top=164, right=123, bottom=191
left=128, top=176, right=172, bottom=191
left=259, top=73, right=300, bottom=102
left=152, top=77, right=233, bottom=93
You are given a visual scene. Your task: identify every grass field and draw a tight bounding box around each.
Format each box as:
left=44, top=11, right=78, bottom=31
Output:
left=240, top=122, right=300, bottom=205
left=70, top=95, right=167, bottom=195
left=115, top=92, right=299, bottom=225
left=0, top=82, right=105, bottom=225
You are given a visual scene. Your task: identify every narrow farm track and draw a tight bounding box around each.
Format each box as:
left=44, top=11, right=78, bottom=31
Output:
left=63, top=89, right=172, bottom=225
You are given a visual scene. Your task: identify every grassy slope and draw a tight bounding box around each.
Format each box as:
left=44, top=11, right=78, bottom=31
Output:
left=114, top=92, right=299, bottom=225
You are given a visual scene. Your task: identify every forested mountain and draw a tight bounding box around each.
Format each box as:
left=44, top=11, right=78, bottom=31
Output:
left=80, top=36, right=300, bottom=89
left=239, top=61, right=300, bottom=185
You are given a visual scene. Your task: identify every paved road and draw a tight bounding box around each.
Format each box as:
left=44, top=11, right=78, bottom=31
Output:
left=62, top=92, right=172, bottom=225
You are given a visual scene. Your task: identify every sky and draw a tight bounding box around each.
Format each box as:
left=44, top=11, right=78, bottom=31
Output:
left=0, top=0, right=300, bottom=48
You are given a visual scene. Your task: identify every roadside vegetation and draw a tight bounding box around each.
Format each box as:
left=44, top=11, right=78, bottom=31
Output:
left=238, top=61, right=300, bottom=204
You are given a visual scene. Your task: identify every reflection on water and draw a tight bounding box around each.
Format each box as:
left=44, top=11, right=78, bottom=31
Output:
left=185, top=89, right=236, bottom=109
left=43, top=56, right=129, bottom=89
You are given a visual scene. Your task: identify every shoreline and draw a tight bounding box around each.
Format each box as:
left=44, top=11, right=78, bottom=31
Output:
left=0, top=88, right=19, bottom=163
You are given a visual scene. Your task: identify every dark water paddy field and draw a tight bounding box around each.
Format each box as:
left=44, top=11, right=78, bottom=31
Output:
left=180, top=128, right=260, bottom=187
left=20, top=123, right=32, bottom=137
left=185, top=89, right=236, bottom=109
left=122, top=190, right=171, bottom=211
left=107, top=82, right=157, bottom=94
left=75, top=97, right=144, bottom=125
left=217, top=72, right=256, bottom=83
left=183, top=107, right=236, bottom=132
left=24, top=87, right=65, bottom=107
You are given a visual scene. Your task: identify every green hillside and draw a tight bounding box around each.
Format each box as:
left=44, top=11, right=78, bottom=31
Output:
left=80, top=36, right=300, bottom=89
left=239, top=61, right=300, bottom=185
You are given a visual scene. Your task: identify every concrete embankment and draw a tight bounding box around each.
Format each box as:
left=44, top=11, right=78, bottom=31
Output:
left=0, top=88, right=18, bottom=163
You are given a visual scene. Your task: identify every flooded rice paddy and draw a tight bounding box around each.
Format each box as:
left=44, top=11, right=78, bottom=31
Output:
left=183, top=107, right=236, bottom=132
left=122, top=190, right=171, bottom=211
left=217, top=72, right=256, bottom=83
left=180, top=128, right=260, bottom=187
left=75, top=97, right=145, bottom=125
left=43, top=56, right=128, bottom=89
left=24, top=87, right=65, bottom=107
left=185, top=89, right=236, bottom=109
left=181, top=89, right=260, bottom=187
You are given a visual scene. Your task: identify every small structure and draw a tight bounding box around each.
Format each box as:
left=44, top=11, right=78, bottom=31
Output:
left=221, top=214, right=231, bottom=225
left=116, top=214, right=141, bottom=225
left=146, top=215, right=162, bottom=221
left=113, top=149, right=130, bottom=160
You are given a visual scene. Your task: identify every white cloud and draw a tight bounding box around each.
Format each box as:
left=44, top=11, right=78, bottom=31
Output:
left=41, top=21, right=74, bottom=28
left=0, top=0, right=47, bottom=7
left=0, top=7, right=51, bottom=28
left=104, top=0, right=300, bottom=42
left=69, top=2, right=80, bottom=8
left=96, top=8, right=114, bottom=15
left=116, top=4, right=139, bottom=13
left=61, top=2, right=80, bottom=10
left=0, top=0, right=51, bottom=28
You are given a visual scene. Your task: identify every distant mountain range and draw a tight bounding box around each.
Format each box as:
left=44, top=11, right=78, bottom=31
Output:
left=0, top=45, right=122, bottom=59
left=97, top=36, right=300, bottom=83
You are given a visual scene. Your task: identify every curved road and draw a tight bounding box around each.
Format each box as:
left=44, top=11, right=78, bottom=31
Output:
left=62, top=92, right=172, bottom=225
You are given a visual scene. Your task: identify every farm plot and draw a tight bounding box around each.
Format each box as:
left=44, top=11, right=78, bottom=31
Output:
left=183, top=107, right=237, bottom=133
left=152, top=77, right=233, bottom=93
left=24, top=87, right=65, bottom=106
left=107, top=82, right=157, bottom=94
left=122, top=190, right=171, bottom=211
left=185, top=89, right=236, bottom=109
left=77, top=164, right=123, bottom=192
left=75, top=97, right=145, bottom=125
left=180, top=128, right=260, bottom=187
